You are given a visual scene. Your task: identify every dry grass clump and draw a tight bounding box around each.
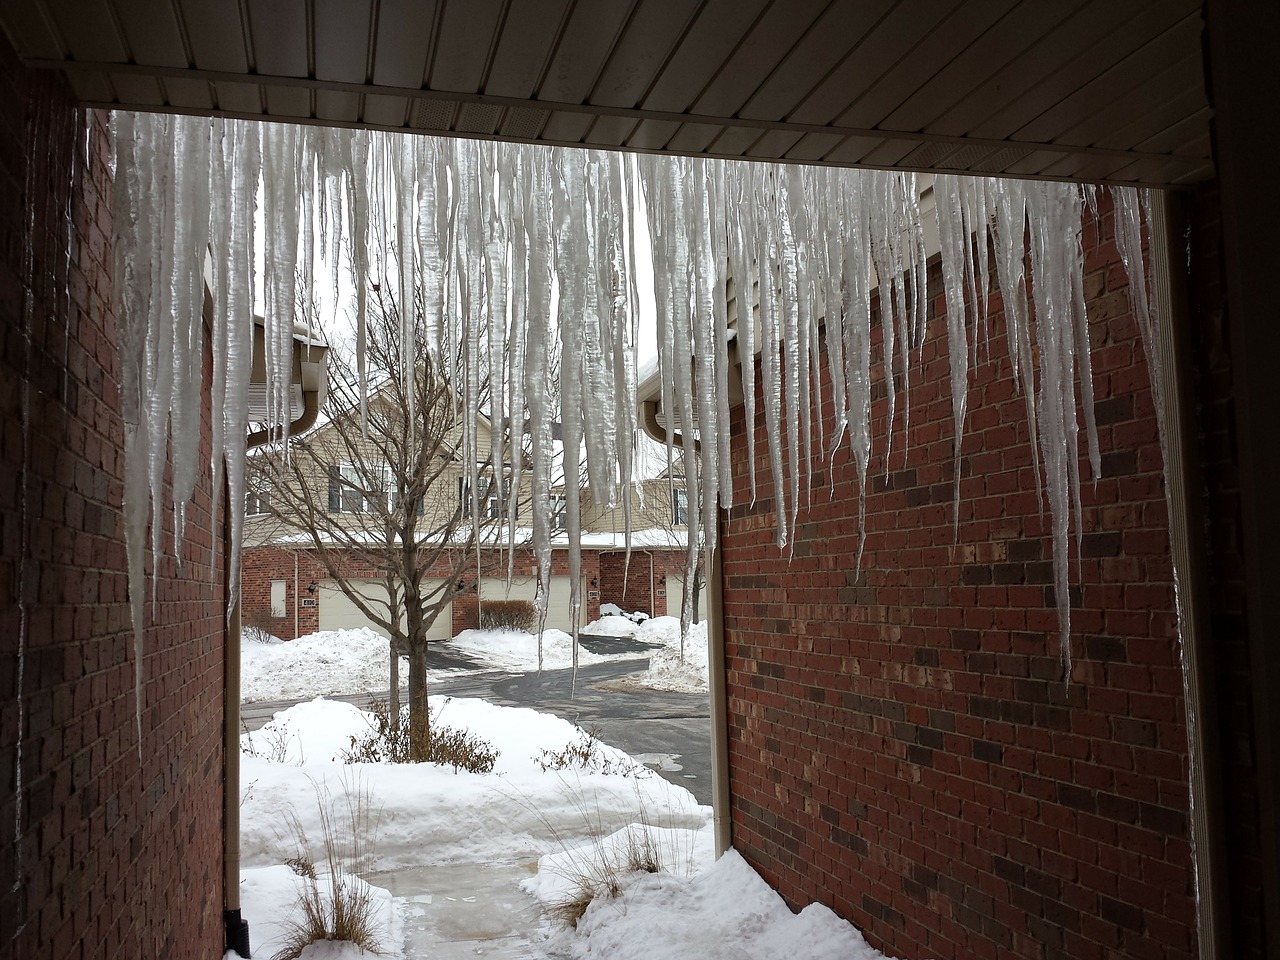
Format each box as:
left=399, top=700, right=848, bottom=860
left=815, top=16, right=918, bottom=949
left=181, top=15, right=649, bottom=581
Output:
left=535, top=726, right=631, bottom=775
left=521, top=782, right=698, bottom=929
left=544, top=821, right=673, bottom=928
left=479, top=599, right=537, bottom=632
left=273, top=775, right=384, bottom=960
left=241, top=717, right=304, bottom=765
left=344, top=698, right=499, bottom=772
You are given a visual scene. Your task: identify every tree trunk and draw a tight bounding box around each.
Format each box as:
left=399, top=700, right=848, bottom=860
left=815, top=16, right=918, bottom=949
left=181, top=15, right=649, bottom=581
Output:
left=407, top=641, right=429, bottom=759
left=389, top=636, right=401, bottom=717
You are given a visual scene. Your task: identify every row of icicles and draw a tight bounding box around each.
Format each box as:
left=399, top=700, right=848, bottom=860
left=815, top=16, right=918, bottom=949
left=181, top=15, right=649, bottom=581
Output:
left=111, top=113, right=1158, bottom=700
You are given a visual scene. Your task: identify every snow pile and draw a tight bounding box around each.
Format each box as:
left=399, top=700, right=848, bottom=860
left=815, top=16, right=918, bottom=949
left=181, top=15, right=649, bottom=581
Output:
left=448, top=627, right=618, bottom=672
left=599, top=602, right=649, bottom=622
left=535, top=846, right=891, bottom=960
left=241, top=628, right=402, bottom=703
left=523, top=819, right=715, bottom=908
left=580, top=613, right=644, bottom=637
left=632, top=617, right=710, bottom=693
left=239, top=697, right=709, bottom=869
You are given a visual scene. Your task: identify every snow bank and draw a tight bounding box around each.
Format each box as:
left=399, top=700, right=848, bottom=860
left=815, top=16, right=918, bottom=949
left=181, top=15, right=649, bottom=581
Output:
left=241, top=628, right=400, bottom=703
left=540, top=847, right=893, bottom=960
left=448, top=627, right=616, bottom=672
left=238, top=694, right=890, bottom=959
left=239, top=697, right=710, bottom=871
left=625, top=617, right=710, bottom=694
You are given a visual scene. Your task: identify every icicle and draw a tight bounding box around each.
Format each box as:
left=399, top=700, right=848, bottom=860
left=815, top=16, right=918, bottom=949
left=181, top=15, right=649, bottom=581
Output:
left=525, top=150, right=556, bottom=671
left=111, top=117, right=1147, bottom=693
left=729, top=172, right=759, bottom=506
left=936, top=176, right=972, bottom=535
left=506, top=150, right=529, bottom=581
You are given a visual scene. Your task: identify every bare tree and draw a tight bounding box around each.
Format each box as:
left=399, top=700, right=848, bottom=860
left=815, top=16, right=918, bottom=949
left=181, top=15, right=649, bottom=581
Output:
left=249, top=288, right=518, bottom=755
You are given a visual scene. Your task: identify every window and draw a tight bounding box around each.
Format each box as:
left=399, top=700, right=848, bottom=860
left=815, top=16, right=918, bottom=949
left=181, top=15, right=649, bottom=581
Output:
left=245, top=485, right=268, bottom=516
left=673, top=488, right=689, bottom=526
left=459, top=475, right=509, bottom=521
left=329, top=463, right=394, bottom=514
left=270, top=580, right=286, bottom=618
left=550, top=493, right=568, bottom=531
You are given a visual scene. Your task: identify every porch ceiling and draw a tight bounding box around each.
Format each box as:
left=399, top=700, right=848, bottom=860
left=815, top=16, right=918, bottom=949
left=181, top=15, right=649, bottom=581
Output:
left=1, top=0, right=1212, bottom=187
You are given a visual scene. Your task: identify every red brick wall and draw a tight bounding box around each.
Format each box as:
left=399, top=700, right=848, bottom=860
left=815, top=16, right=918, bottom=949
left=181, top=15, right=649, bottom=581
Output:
left=598, top=550, right=687, bottom=618
left=0, top=43, right=226, bottom=960
left=721, top=197, right=1195, bottom=959
left=244, top=543, right=687, bottom=639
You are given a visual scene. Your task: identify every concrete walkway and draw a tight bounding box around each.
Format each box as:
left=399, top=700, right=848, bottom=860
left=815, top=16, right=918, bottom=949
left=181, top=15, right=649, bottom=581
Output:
left=363, top=860, right=550, bottom=959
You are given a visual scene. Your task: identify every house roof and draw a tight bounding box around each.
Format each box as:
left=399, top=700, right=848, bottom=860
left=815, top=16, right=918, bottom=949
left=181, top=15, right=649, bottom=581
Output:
left=2, top=0, right=1210, bottom=187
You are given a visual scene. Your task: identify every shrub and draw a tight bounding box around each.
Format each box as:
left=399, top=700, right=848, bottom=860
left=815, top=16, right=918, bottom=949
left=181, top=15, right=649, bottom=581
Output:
left=241, top=717, right=303, bottom=765
left=345, top=698, right=499, bottom=773
left=274, top=776, right=383, bottom=960
left=535, top=726, right=632, bottom=776
left=480, top=599, right=537, bottom=632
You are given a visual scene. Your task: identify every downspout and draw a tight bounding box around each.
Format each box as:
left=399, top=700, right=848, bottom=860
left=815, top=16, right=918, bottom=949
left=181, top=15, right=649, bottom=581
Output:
left=293, top=550, right=300, bottom=641
left=226, top=323, right=327, bottom=957
left=224, top=571, right=250, bottom=956
left=1149, top=191, right=1227, bottom=958
left=709, top=509, right=731, bottom=857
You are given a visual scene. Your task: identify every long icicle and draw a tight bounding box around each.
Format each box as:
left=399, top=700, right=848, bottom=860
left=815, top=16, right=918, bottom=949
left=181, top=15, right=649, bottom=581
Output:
left=113, top=117, right=1152, bottom=684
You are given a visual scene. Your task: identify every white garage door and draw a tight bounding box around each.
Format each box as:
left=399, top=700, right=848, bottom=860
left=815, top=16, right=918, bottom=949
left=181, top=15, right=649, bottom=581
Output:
left=318, top=579, right=452, bottom=641
left=478, top=575, right=577, bottom=633
left=666, top=573, right=699, bottom=621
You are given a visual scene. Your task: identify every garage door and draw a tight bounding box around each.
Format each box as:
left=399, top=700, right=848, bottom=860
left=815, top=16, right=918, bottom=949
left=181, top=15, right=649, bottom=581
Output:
left=478, top=575, right=577, bottom=633
left=665, top=573, right=701, bottom=621
left=318, top=579, right=452, bottom=641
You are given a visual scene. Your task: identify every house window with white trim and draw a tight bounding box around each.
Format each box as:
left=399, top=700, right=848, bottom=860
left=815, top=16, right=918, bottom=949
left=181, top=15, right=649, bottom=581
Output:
left=673, top=488, right=689, bottom=527
left=328, top=463, right=394, bottom=513
left=459, top=476, right=507, bottom=521
left=550, top=493, right=568, bottom=531
left=245, top=484, right=268, bottom=516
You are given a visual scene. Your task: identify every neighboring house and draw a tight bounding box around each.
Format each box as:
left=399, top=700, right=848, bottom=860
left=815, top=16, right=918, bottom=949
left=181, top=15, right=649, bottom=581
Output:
left=240, top=408, right=691, bottom=641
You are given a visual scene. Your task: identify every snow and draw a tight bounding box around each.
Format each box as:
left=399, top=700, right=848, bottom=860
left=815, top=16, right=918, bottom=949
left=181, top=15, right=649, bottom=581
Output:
left=238, top=695, right=892, bottom=960
left=627, top=617, right=710, bottom=694
left=237, top=864, right=401, bottom=960
left=241, top=628, right=402, bottom=703
left=534, top=848, right=893, bottom=960
left=240, top=621, right=709, bottom=707
left=113, top=113, right=1163, bottom=686
left=448, top=627, right=611, bottom=673
left=580, top=613, right=642, bottom=637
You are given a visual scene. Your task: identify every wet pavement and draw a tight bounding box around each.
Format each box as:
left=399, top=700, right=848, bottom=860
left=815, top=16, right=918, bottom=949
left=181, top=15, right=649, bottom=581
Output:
left=362, top=861, right=548, bottom=959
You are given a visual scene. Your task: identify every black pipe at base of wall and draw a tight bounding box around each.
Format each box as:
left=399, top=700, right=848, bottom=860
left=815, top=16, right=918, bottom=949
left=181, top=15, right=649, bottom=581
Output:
left=225, top=909, right=251, bottom=958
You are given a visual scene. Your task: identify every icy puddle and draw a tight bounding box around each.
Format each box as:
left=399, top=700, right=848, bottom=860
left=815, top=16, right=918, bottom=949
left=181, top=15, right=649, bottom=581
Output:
left=363, top=860, right=549, bottom=958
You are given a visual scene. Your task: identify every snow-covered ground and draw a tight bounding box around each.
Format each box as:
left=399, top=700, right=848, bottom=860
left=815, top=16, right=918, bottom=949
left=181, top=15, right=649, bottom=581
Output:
left=235, top=696, right=891, bottom=960
left=242, top=614, right=710, bottom=704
